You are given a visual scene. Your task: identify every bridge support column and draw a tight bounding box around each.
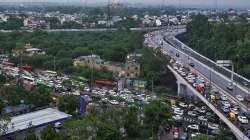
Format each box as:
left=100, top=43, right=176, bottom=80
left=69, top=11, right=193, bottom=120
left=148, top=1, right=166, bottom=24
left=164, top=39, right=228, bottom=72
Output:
left=177, top=80, right=187, bottom=96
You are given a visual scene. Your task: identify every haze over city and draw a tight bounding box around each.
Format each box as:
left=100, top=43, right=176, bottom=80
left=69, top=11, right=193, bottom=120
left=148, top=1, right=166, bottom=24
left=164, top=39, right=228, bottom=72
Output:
left=1, top=0, right=250, bottom=8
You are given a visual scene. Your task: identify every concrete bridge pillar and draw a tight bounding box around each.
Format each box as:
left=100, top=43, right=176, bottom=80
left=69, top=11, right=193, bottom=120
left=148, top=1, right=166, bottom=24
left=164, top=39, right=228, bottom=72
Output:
left=177, top=80, right=187, bottom=96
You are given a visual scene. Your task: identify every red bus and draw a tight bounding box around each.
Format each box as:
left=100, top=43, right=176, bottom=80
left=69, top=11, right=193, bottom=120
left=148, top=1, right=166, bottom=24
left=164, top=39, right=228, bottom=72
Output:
left=95, top=80, right=117, bottom=88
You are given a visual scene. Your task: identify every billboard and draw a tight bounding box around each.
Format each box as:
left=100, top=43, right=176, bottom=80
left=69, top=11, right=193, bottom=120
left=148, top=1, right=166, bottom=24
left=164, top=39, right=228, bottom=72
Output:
left=80, top=96, right=87, bottom=116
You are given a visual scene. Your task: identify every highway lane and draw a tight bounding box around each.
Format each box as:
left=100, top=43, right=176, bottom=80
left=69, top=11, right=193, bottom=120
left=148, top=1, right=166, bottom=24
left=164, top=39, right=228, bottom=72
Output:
left=168, top=65, right=249, bottom=140
left=164, top=37, right=250, bottom=111
left=145, top=28, right=250, bottom=139
left=159, top=39, right=248, bottom=112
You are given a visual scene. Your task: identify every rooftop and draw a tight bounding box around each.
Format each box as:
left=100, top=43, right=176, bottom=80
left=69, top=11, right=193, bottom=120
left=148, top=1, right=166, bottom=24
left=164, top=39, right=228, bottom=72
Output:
left=0, top=108, right=72, bottom=137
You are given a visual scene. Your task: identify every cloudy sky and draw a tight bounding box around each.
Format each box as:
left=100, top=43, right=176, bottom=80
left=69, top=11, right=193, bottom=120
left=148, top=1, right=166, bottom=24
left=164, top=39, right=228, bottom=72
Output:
left=1, top=0, right=250, bottom=8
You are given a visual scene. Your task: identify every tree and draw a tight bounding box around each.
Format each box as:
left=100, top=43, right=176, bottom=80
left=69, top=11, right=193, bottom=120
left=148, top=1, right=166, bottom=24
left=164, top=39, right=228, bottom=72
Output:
left=62, top=21, right=82, bottom=29
left=0, top=17, right=23, bottom=30
left=41, top=126, right=64, bottom=140
left=0, top=75, right=6, bottom=85
left=27, top=86, right=53, bottom=107
left=143, top=100, right=172, bottom=138
left=58, top=95, right=80, bottom=115
left=124, top=106, right=141, bottom=137
left=96, top=121, right=121, bottom=140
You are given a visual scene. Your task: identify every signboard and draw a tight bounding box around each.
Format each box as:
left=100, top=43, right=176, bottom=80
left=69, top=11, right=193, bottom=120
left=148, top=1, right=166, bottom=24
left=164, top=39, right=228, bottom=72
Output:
left=216, top=60, right=232, bottom=67
left=80, top=96, right=87, bottom=116
left=133, top=80, right=146, bottom=89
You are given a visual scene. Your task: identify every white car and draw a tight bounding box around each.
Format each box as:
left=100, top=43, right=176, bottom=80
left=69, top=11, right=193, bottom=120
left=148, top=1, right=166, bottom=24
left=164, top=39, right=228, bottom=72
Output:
left=188, top=111, right=197, bottom=117
left=109, top=100, right=119, bottom=105
left=54, top=122, right=62, bottom=128
left=179, top=102, right=188, bottom=108
left=188, top=103, right=195, bottom=108
left=174, top=110, right=184, bottom=115
left=236, top=95, right=244, bottom=101
left=230, top=108, right=239, bottom=115
left=227, top=82, right=233, bottom=90
left=208, top=123, right=219, bottom=130
left=172, top=115, right=183, bottom=121
left=221, top=101, right=231, bottom=107
left=173, top=132, right=179, bottom=139
left=198, top=109, right=206, bottom=114
left=171, top=105, right=180, bottom=110
left=198, top=116, right=208, bottom=121
left=238, top=116, right=248, bottom=124
left=180, top=72, right=186, bottom=76
left=188, top=124, right=199, bottom=130
left=221, top=95, right=228, bottom=101
left=191, top=132, right=201, bottom=138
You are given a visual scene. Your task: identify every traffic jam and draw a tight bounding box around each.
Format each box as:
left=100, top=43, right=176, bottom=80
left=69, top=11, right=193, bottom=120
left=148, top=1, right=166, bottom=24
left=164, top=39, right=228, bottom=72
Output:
left=169, top=59, right=250, bottom=139
left=144, top=30, right=250, bottom=139
left=0, top=59, right=154, bottom=110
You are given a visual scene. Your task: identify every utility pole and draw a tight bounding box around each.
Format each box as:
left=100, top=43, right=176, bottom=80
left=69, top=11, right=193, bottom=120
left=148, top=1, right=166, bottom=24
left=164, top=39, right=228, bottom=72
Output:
left=53, top=56, right=56, bottom=71
left=90, top=49, right=94, bottom=90
left=214, top=0, right=218, bottom=11
left=106, top=0, right=112, bottom=32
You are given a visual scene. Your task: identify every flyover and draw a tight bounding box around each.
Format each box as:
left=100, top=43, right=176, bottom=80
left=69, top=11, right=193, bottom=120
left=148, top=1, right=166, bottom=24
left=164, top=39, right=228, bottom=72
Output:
left=144, top=28, right=250, bottom=139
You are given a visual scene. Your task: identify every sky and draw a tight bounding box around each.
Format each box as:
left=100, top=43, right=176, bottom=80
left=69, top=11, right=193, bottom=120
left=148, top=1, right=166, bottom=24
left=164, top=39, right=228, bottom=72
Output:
left=0, top=0, right=250, bottom=8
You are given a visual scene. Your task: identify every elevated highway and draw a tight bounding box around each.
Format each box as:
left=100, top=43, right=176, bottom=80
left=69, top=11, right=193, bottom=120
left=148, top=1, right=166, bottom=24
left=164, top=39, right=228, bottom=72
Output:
left=144, top=28, right=250, bottom=139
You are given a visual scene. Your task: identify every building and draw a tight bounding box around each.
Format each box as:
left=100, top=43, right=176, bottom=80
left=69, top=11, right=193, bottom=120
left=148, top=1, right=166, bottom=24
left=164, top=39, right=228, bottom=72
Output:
left=25, top=48, right=45, bottom=57
left=74, top=55, right=104, bottom=67
left=12, top=43, right=45, bottom=57
left=125, top=53, right=142, bottom=79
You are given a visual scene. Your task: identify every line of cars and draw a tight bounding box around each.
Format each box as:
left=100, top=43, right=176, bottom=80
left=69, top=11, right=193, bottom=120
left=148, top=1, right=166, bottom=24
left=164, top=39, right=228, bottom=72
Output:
left=171, top=99, right=223, bottom=139
left=170, top=59, right=250, bottom=138
left=91, top=87, right=153, bottom=106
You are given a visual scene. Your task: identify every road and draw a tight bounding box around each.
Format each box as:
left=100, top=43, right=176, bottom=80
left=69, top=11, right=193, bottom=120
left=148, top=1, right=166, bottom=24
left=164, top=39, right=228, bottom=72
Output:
left=144, top=29, right=250, bottom=139
left=0, top=25, right=186, bottom=33
left=163, top=36, right=250, bottom=111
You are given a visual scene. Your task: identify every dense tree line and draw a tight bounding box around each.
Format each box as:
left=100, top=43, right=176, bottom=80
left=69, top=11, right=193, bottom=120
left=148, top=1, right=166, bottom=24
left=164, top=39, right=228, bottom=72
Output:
left=0, top=85, right=52, bottom=108
left=0, top=17, right=23, bottom=30
left=1, top=30, right=142, bottom=76
left=178, top=14, right=250, bottom=78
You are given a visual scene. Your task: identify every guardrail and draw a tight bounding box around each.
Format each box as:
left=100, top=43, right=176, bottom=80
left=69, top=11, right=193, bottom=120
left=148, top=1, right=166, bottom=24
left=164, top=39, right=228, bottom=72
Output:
left=166, top=37, right=250, bottom=90
left=168, top=65, right=249, bottom=140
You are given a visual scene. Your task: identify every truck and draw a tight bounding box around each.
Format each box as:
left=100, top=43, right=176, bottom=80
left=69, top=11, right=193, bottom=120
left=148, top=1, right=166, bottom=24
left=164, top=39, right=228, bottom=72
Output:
left=210, top=95, right=216, bottom=103
left=228, top=112, right=236, bottom=121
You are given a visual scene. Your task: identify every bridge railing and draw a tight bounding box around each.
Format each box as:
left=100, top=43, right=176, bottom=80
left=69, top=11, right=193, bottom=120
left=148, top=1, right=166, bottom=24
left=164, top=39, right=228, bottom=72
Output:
left=166, top=37, right=250, bottom=90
